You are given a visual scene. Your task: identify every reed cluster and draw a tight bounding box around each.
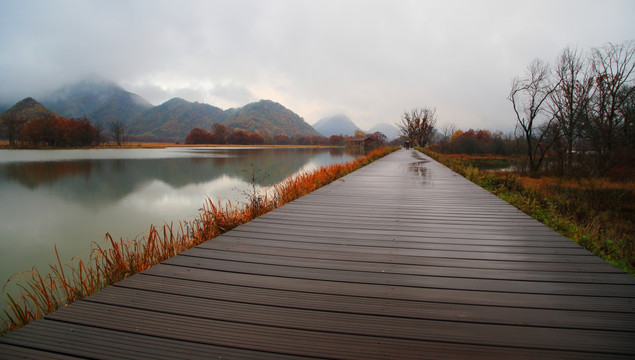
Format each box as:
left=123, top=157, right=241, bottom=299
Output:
left=1, top=146, right=398, bottom=334
left=421, top=148, right=634, bottom=275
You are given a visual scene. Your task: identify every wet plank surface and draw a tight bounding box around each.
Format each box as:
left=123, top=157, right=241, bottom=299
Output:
left=2, top=149, right=634, bottom=359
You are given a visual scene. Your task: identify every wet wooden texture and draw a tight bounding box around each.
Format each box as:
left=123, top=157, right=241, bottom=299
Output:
left=1, top=149, right=634, bottom=359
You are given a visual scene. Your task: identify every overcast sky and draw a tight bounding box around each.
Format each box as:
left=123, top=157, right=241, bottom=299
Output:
left=1, top=0, right=633, bottom=131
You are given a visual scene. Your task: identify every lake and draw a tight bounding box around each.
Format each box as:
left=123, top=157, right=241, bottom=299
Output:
left=0, top=147, right=365, bottom=300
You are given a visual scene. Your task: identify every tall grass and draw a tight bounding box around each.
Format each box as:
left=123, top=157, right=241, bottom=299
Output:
left=1, top=147, right=397, bottom=335
left=421, top=148, right=634, bottom=275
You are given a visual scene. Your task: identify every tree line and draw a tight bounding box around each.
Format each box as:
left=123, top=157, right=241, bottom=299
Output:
left=0, top=113, right=103, bottom=147
left=0, top=103, right=138, bottom=147
left=185, top=124, right=389, bottom=146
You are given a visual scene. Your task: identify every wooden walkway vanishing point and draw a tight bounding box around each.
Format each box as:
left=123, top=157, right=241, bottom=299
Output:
left=1, top=149, right=634, bottom=359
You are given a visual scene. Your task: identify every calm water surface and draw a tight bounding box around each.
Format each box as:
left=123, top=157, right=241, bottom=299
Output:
left=0, top=147, right=364, bottom=300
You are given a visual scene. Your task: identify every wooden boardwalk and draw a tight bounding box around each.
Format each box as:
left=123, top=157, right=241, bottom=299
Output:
left=1, top=149, right=634, bottom=359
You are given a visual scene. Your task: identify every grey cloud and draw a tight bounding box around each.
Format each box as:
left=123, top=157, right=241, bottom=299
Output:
left=1, top=0, right=634, bottom=131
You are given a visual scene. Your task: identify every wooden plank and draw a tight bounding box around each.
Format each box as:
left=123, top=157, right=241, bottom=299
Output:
left=0, top=319, right=303, bottom=360
left=0, top=343, right=83, bottom=360
left=142, top=265, right=635, bottom=312
left=109, top=279, right=635, bottom=331
left=160, top=256, right=634, bottom=297
left=217, top=229, right=593, bottom=255
left=77, top=287, right=634, bottom=354
left=192, top=235, right=608, bottom=264
left=44, top=301, right=630, bottom=359
left=232, top=220, right=571, bottom=242
left=197, top=241, right=624, bottom=273
left=178, top=247, right=635, bottom=284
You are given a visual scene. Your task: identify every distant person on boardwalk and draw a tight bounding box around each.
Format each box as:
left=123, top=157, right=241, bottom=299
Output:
left=404, top=140, right=410, bottom=149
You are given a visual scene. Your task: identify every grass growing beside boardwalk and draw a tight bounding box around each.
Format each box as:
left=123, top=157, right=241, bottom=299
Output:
left=420, top=148, right=634, bottom=275
left=1, top=146, right=398, bottom=335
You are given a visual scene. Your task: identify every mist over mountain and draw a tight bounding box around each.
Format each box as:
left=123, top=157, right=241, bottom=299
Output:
left=2, top=77, right=385, bottom=142
left=312, top=114, right=361, bottom=137
left=41, top=76, right=127, bottom=118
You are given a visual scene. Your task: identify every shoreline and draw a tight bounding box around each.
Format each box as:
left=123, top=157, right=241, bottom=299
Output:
left=0, top=140, right=344, bottom=150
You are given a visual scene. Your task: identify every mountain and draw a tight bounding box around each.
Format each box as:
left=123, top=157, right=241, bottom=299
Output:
left=222, top=100, right=320, bottom=137
left=41, top=76, right=127, bottom=118
left=40, top=76, right=154, bottom=127
left=130, top=98, right=224, bottom=139
left=89, top=90, right=153, bottom=125
left=312, top=114, right=361, bottom=137
left=368, top=123, right=399, bottom=140
left=1, top=97, right=58, bottom=121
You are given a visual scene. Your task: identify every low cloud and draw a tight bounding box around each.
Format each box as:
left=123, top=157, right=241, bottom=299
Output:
left=1, top=0, right=633, bottom=130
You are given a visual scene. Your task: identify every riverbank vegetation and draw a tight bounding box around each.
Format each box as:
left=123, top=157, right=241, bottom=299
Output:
left=1, top=146, right=397, bottom=335
left=420, top=148, right=634, bottom=275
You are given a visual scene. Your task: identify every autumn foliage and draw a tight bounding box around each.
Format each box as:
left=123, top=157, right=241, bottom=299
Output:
left=0, top=98, right=103, bottom=147
left=20, top=115, right=101, bottom=147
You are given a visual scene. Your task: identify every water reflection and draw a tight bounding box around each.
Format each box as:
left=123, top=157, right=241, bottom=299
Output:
left=404, top=150, right=432, bottom=185
left=0, top=148, right=353, bottom=206
left=0, top=147, right=361, bottom=301
left=408, top=161, right=431, bottom=184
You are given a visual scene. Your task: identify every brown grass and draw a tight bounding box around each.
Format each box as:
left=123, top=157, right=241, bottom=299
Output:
left=1, top=146, right=397, bottom=334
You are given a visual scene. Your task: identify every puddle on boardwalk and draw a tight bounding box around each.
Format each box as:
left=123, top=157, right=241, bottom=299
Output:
left=404, top=150, right=432, bottom=185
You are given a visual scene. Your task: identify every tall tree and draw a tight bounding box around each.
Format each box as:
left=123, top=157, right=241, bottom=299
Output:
left=586, top=41, right=635, bottom=172
left=398, top=107, right=437, bottom=147
left=509, top=59, right=559, bottom=172
left=550, top=47, right=593, bottom=172
left=211, top=123, right=227, bottom=144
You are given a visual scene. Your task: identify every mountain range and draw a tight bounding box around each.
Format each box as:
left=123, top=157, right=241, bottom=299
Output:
left=1, top=77, right=398, bottom=141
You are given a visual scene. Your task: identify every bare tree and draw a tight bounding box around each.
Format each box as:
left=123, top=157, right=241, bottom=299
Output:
left=439, top=123, right=457, bottom=146
left=550, top=47, right=593, bottom=172
left=109, top=120, right=129, bottom=146
left=587, top=41, right=635, bottom=172
left=398, top=107, right=437, bottom=147
left=509, top=59, right=559, bottom=172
